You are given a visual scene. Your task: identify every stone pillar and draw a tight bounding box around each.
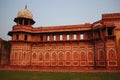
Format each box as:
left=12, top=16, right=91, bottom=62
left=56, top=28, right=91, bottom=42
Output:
left=77, top=33, right=80, bottom=40
left=17, top=20, right=19, bottom=25
left=70, top=33, right=73, bottom=40
left=56, top=34, right=60, bottom=41
left=28, top=20, right=30, bottom=25
left=63, top=34, right=66, bottom=41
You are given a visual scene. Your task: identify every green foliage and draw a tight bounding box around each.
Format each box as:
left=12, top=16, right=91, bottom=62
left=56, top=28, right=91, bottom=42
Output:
left=0, top=70, right=120, bottom=80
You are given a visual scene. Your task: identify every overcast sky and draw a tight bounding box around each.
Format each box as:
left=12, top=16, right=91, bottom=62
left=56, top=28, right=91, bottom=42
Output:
left=0, top=0, right=120, bottom=40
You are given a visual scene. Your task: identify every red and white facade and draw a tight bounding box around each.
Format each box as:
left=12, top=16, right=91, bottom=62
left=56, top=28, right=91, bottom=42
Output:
left=8, top=7, right=120, bottom=70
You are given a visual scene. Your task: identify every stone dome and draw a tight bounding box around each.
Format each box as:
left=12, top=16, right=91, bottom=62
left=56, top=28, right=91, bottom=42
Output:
left=14, top=6, right=35, bottom=25
left=17, top=6, right=33, bottom=19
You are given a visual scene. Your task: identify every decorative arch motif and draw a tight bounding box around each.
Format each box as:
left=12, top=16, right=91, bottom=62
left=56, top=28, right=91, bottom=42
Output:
left=14, top=52, right=17, bottom=60
left=39, top=53, right=43, bottom=61
left=19, top=52, right=21, bottom=60
left=58, top=51, right=64, bottom=60
left=11, top=52, right=14, bottom=60
left=80, top=51, right=86, bottom=61
left=27, top=52, right=30, bottom=60
left=98, top=50, right=104, bottom=61
left=66, top=52, right=71, bottom=61
left=88, top=51, right=94, bottom=61
left=23, top=52, right=26, bottom=60
left=73, top=51, right=79, bottom=60
left=33, top=53, right=36, bottom=60
left=52, top=52, right=57, bottom=60
left=45, top=52, right=50, bottom=61
left=108, top=49, right=116, bottom=60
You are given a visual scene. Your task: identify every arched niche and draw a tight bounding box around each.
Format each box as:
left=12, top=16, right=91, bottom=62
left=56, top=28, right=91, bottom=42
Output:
left=107, top=49, right=116, bottom=60
left=58, top=51, right=64, bottom=60
left=73, top=51, right=79, bottom=60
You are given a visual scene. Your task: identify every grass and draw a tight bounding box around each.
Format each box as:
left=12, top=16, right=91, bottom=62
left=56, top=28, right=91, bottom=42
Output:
left=0, top=70, right=120, bottom=80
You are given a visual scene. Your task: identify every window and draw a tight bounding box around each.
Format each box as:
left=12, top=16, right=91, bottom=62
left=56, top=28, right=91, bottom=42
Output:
left=24, top=34, right=27, bottom=40
left=60, top=34, right=63, bottom=41
left=80, top=33, right=84, bottom=40
left=53, top=35, right=56, bottom=41
left=73, top=34, right=77, bottom=40
left=24, top=19, right=28, bottom=25
left=66, top=34, right=70, bottom=40
left=40, top=35, right=43, bottom=41
left=108, top=28, right=113, bottom=35
left=98, top=30, right=100, bottom=37
left=16, top=34, right=19, bottom=40
left=47, top=35, right=50, bottom=41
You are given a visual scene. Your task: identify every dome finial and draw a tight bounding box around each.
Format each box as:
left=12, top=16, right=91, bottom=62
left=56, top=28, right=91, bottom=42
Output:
left=25, top=5, right=27, bottom=9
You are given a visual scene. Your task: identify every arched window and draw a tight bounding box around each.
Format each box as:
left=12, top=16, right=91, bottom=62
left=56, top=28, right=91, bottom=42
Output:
left=47, top=35, right=50, bottom=41
left=60, top=34, right=63, bottom=41
left=66, top=34, right=70, bottom=40
left=53, top=35, right=56, bottom=41
left=73, top=34, right=77, bottom=40
left=80, top=33, right=84, bottom=40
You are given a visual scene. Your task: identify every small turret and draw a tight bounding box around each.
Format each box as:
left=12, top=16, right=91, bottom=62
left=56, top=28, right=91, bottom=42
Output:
left=14, top=5, right=35, bottom=25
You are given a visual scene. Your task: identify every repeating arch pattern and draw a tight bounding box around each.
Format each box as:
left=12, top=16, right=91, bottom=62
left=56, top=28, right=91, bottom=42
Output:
left=52, top=52, right=57, bottom=60
left=88, top=51, right=94, bottom=61
left=73, top=51, right=79, bottom=60
left=98, top=50, right=104, bottom=61
left=39, top=53, right=43, bottom=61
left=33, top=53, right=37, bottom=60
left=58, top=51, right=64, bottom=60
left=66, top=52, right=71, bottom=61
left=45, top=52, right=50, bottom=61
left=107, top=49, right=116, bottom=60
left=80, top=51, right=86, bottom=61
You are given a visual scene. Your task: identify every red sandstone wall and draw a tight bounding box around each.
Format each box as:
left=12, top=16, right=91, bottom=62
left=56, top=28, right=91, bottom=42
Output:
left=10, top=42, right=95, bottom=67
left=8, top=13, right=120, bottom=70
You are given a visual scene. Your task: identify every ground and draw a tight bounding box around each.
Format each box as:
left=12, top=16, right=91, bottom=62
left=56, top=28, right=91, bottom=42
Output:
left=0, top=70, right=120, bottom=80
